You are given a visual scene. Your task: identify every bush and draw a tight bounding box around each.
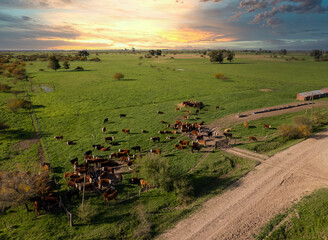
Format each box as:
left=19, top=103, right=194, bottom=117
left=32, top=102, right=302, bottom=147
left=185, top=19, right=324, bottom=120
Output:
left=113, top=73, right=124, bottom=80
left=214, top=73, right=226, bottom=79
left=278, top=124, right=298, bottom=139
left=313, top=112, right=327, bottom=126
left=75, top=66, right=84, bottom=71
left=173, top=177, right=194, bottom=205
left=7, top=99, right=31, bottom=113
left=77, top=200, right=98, bottom=224
left=139, top=154, right=173, bottom=191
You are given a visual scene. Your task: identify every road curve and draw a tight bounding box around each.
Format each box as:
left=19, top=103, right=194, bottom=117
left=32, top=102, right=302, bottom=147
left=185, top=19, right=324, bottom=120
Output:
left=159, top=129, right=328, bottom=240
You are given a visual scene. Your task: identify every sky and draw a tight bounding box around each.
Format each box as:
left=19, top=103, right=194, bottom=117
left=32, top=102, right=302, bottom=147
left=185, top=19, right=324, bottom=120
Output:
left=0, top=0, right=327, bottom=50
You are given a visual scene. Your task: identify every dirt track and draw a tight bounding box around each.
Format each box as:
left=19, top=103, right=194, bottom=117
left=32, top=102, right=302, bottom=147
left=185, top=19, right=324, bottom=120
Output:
left=159, top=102, right=328, bottom=240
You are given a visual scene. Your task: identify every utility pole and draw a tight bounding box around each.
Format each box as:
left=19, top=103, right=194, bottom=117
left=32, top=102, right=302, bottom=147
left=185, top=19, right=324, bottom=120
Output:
left=82, top=174, right=86, bottom=207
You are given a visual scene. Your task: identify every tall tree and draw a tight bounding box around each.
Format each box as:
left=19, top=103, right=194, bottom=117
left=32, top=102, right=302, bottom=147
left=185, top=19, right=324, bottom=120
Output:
left=310, top=49, right=323, bottom=60
left=208, top=49, right=226, bottom=64
left=48, top=56, right=61, bottom=71
left=77, top=50, right=89, bottom=57
left=156, top=49, right=162, bottom=56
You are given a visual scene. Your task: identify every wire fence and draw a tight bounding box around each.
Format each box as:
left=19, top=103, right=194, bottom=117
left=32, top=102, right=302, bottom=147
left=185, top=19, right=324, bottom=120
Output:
left=23, top=81, right=74, bottom=226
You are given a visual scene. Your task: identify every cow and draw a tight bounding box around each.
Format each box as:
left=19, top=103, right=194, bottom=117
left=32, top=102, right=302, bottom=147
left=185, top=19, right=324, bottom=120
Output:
left=196, top=135, right=204, bottom=140
left=103, top=189, right=118, bottom=203
left=64, top=172, right=79, bottom=181
left=158, top=130, right=165, bottom=134
left=175, top=108, right=181, bottom=111
left=178, top=140, right=189, bottom=146
left=150, top=149, right=161, bottom=154
left=249, top=136, right=258, bottom=142
left=69, top=157, right=78, bottom=165
left=130, top=177, right=140, bottom=185
left=216, top=105, right=220, bottom=110
left=195, top=109, right=199, bottom=114
left=175, top=120, right=182, bottom=125
left=67, top=180, right=77, bottom=189
left=191, top=145, right=201, bottom=153
left=224, top=128, right=232, bottom=133
left=186, top=110, right=191, bottom=115
left=264, top=124, right=271, bottom=129
left=141, top=129, right=148, bottom=133
left=100, top=146, right=111, bottom=151
left=54, top=135, right=63, bottom=140
left=150, top=137, right=160, bottom=142
left=160, top=120, right=167, bottom=124
left=223, top=132, right=233, bottom=139
left=66, top=140, right=74, bottom=145
left=197, top=140, right=206, bottom=146
left=164, top=130, right=172, bottom=134
left=122, top=129, right=130, bottom=134
left=104, top=118, right=108, bottom=123
left=191, top=130, right=199, bottom=136
left=140, top=179, right=150, bottom=189
left=175, top=144, right=185, bottom=150
left=120, top=114, right=127, bottom=118
left=104, top=136, right=114, bottom=142
left=244, top=122, right=249, bottom=128
left=172, top=131, right=177, bottom=134
left=157, top=111, right=164, bottom=114
left=102, top=127, right=106, bottom=133
left=167, top=123, right=171, bottom=128
left=183, top=115, right=188, bottom=119
left=131, top=146, right=141, bottom=152
left=166, top=136, right=174, bottom=140
left=93, top=144, right=103, bottom=150
left=102, top=166, right=115, bottom=174
left=120, top=156, right=130, bottom=162
left=84, top=150, right=92, bottom=156
left=207, top=131, right=213, bottom=137
left=118, top=149, right=130, bottom=155
left=98, top=179, right=111, bottom=190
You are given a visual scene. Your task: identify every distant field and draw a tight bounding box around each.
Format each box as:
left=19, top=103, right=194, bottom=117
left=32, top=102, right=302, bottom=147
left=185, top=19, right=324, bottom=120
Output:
left=0, top=51, right=328, bottom=239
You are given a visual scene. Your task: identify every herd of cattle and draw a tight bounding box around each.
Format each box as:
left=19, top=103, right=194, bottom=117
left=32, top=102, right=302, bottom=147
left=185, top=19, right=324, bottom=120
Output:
left=47, top=101, right=273, bottom=214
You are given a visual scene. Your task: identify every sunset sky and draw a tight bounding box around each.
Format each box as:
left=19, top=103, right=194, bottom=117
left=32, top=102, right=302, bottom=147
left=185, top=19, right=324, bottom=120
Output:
left=0, top=0, right=327, bottom=50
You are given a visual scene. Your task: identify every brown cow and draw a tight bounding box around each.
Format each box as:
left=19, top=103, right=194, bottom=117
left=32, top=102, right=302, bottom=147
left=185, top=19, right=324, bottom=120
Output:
left=223, top=132, right=233, bottom=139
left=98, top=179, right=111, bottom=190
left=34, top=201, right=40, bottom=217
left=175, top=144, right=185, bottom=150
left=175, top=108, right=181, bottom=111
left=178, top=140, right=189, bottom=146
left=191, top=130, right=199, bottom=136
left=54, top=135, right=63, bottom=140
left=183, top=115, right=189, bottom=119
left=140, top=179, right=150, bottom=189
left=120, top=156, right=130, bottom=162
left=263, top=124, right=271, bottom=129
left=101, top=146, right=111, bottom=151
left=119, top=149, right=130, bottom=155
left=122, top=129, right=130, bottom=134
left=166, top=136, right=175, bottom=140
left=244, top=122, right=249, bottom=128
left=197, top=140, right=206, bottom=146
left=103, top=189, right=118, bottom=203
left=66, top=140, right=74, bottom=145
left=249, top=136, right=258, bottom=142
left=150, top=149, right=161, bottom=154
left=186, top=110, right=191, bottom=114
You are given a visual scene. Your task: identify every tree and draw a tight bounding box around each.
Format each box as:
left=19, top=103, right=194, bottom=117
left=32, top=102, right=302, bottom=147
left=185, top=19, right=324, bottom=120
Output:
left=310, top=49, right=323, bottom=60
left=280, top=49, right=287, bottom=55
left=208, top=49, right=226, bottom=64
left=149, top=50, right=156, bottom=56
left=226, top=50, right=235, bottom=63
left=47, top=56, right=61, bottom=71
left=77, top=50, right=89, bottom=57
left=156, top=49, right=162, bottom=56
left=63, top=60, right=70, bottom=70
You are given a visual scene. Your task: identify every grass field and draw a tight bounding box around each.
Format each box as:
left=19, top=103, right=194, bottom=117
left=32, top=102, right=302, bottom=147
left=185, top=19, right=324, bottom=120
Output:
left=1, top=51, right=328, bottom=239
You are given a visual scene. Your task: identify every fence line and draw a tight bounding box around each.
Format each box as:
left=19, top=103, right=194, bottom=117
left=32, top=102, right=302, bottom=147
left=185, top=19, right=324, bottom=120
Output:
left=23, top=81, right=73, bottom=226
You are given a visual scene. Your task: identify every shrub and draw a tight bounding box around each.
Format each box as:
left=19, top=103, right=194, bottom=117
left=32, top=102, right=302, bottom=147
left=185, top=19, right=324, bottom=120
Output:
left=278, top=124, right=298, bottom=139
left=173, top=176, right=194, bottom=205
left=133, top=205, right=152, bottom=239
left=0, top=83, right=11, bottom=92
left=313, top=112, right=327, bottom=126
left=293, top=116, right=311, bottom=128
left=77, top=200, right=98, bottom=224
left=214, top=73, right=226, bottom=79
left=139, top=154, right=173, bottom=191
left=75, top=66, right=84, bottom=71
left=113, top=73, right=124, bottom=80
left=297, top=124, right=312, bottom=138
left=7, top=99, right=31, bottom=113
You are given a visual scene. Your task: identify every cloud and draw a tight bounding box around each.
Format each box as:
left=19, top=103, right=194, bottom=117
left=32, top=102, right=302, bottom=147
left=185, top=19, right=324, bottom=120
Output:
left=199, top=0, right=223, bottom=2
left=0, top=0, right=74, bottom=9
left=238, top=0, right=328, bottom=25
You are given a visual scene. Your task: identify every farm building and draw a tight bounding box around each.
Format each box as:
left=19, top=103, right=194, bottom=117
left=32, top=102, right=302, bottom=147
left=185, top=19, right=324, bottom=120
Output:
left=297, top=89, right=327, bottom=101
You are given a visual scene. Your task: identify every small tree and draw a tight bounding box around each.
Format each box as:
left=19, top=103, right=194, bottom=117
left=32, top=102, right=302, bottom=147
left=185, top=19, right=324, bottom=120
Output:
left=149, top=50, right=156, bottom=56
left=226, top=50, right=235, bottom=63
left=113, top=73, right=124, bottom=80
left=310, top=49, right=323, bottom=60
left=63, top=60, right=70, bottom=70
left=77, top=50, right=89, bottom=57
left=208, top=49, right=226, bottom=64
left=156, top=50, right=162, bottom=56
left=280, top=49, right=287, bottom=55
left=48, top=56, right=61, bottom=71
left=77, top=200, right=98, bottom=223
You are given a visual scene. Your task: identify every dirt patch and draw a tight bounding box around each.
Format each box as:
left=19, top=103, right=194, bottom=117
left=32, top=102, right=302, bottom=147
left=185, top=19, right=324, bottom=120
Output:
left=260, top=89, right=276, bottom=92
left=13, top=135, right=39, bottom=151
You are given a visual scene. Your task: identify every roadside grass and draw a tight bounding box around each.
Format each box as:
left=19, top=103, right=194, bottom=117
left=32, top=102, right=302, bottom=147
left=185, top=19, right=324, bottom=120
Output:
left=0, top=52, right=327, bottom=239
left=225, top=107, right=328, bottom=156
left=255, top=188, right=328, bottom=240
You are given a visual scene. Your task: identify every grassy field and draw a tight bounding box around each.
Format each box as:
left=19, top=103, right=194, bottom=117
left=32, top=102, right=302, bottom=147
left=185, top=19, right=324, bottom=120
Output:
left=255, top=188, right=328, bottom=240
left=0, top=51, right=328, bottom=239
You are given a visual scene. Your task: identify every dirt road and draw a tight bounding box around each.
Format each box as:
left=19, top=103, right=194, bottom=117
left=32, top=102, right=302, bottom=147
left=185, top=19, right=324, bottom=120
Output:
left=159, top=128, right=328, bottom=240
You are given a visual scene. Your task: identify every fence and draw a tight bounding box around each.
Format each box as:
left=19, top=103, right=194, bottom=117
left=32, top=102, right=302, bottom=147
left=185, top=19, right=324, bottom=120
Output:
left=23, top=82, right=74, bottom=226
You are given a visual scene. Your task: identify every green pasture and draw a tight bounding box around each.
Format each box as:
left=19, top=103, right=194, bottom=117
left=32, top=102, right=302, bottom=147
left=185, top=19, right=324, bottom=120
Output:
left=0, top=52, right=328, bottom=239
